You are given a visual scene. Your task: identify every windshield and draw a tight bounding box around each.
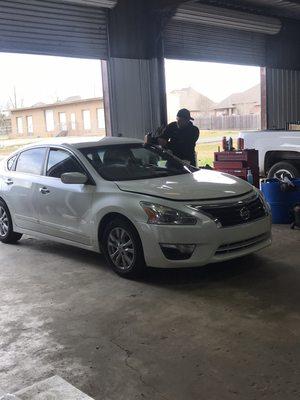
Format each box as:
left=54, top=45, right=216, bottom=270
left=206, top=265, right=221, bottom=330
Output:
left=80, top=144, right=197, bottom=181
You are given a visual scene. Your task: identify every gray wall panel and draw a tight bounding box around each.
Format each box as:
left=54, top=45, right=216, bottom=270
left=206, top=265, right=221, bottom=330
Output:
left=266, top=68, right=300, bottom=129
left=106, top=57, right=166, bottom=139
left=0, top=0, right=108, bottom=59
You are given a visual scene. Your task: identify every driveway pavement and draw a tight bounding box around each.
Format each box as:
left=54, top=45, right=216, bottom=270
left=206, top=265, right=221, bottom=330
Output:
left=0, top=138, right=41, bottom=148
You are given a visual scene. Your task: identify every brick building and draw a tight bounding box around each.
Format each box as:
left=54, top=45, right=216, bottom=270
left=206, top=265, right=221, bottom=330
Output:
left=10, top=97, right=105, bottom=138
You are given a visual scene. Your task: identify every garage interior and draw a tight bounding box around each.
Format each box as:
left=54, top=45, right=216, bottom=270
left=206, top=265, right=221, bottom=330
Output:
left=0, top=0, right=300, bottom=399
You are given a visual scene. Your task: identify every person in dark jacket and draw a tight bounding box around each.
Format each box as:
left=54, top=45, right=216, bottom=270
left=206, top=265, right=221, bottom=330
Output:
left=158, top=108, right=199, bottom=166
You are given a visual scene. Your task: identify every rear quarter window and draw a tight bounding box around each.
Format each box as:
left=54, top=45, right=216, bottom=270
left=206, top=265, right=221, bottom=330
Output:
left=6, top=155, right=18, bottom=171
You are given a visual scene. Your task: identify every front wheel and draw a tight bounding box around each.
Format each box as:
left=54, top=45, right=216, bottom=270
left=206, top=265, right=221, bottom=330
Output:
left=267, top=161, right=299, bottom=180
left=102, top=218, right=146, bottom=278
left=0, top=200, right=23, bottom=244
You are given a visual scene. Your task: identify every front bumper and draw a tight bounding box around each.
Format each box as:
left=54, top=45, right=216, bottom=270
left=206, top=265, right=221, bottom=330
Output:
left=137, top=215, right=272, bottom=268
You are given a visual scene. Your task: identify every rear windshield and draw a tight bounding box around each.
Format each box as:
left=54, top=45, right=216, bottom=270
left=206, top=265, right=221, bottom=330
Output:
left=79, top=144, right=196, bottom=181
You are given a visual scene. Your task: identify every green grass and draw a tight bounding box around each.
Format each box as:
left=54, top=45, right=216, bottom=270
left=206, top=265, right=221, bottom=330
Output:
left=196, top=143, right=218, bottom=167
left=199, top=130, right=238, bottom=139
left=196, top=134, right=239, bottom=167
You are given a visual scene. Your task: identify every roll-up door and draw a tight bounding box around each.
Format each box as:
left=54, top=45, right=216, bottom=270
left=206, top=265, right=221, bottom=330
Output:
left=0, top=0, right=108, bottom=59
left=162, top=2, right=283, bottom=66
left=164, top=20, right=266, bottom=66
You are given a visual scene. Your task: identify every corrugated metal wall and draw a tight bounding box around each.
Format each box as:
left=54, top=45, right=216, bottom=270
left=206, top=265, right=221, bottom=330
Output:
left=164, top=20, right=266, bottom=66
left=107, top=57, right=166, bottom=138
left=266, top=68, right=300, bottom=129
left=0, top=0, right=108, bottom=59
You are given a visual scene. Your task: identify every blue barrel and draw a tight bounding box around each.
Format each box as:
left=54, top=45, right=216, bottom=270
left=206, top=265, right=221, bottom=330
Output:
left=261, top=179, right=300, bottom=224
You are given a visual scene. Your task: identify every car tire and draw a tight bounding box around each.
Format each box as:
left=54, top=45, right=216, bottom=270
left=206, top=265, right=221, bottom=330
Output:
left=102, top=217, right=146, bottom=279
left=0, top=200, right=23, bottom=244
left=267, top=161, right=299, bottom=180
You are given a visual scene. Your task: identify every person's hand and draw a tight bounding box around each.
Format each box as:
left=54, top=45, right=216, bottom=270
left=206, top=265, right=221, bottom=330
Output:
left=158, top=138, right=167, bottom=147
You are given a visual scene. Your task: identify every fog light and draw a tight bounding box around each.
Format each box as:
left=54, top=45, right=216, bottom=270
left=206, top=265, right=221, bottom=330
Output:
left=160, top=244, right=196, bottom=260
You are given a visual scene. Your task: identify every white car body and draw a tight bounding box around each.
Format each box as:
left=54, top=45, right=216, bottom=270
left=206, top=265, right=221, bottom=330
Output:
left=240, top=130, right=300, bottom=176
left=0, top=137, right=272, bottom=273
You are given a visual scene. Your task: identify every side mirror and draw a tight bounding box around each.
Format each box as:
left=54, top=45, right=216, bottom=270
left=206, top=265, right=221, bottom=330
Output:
left=61, top=172, right=88, bottom=185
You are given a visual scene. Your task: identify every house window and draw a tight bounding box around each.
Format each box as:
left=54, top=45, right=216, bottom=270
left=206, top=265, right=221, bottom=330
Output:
left=71, top=113, right=76, bottom=130
left=97, top=108, right=105, bottom=129
left=45, top=110, right=55, bottom=132
left=27, top=116, right=33, bottom=135
left=59, top=112, right=67, bottom=131
left=16, top=117, right=23, bottom=134
left=83, top=110, right=91, bottom=130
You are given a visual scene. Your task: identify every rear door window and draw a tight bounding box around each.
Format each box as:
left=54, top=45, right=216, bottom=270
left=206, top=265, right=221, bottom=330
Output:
left=15, top=148, right=46, bottom=175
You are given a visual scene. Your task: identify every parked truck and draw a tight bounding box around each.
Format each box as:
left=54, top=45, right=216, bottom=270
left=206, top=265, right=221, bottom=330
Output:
left=239, top=130, right=300, bottom=179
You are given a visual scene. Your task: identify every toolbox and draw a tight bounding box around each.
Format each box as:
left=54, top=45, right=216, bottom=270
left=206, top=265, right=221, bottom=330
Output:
left=214, top=150, right=258, bottom=167
left=214, top=161, right=245, bottom=170
left=214, top=149, right=260, bottom=188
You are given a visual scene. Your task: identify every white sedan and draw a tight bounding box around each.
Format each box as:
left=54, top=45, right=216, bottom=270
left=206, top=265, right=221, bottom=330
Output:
left=0, top=137, right=272, bottom=278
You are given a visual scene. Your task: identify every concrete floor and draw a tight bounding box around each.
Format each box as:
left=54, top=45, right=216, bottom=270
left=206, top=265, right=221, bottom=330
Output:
left=0, top=225, right=299, bottom=400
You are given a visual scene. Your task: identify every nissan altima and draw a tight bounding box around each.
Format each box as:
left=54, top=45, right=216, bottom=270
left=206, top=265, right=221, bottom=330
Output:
left=0, top=137, right=272, bottom=278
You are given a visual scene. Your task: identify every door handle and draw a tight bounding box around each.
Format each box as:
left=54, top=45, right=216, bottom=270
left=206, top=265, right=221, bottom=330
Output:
left=39, top=187, right=50, bottom=195
left=4, top=178, right=14, bottom=185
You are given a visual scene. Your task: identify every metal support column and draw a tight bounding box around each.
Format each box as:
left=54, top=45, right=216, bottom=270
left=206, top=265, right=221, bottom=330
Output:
left=103, top=0, right=172, bottom=139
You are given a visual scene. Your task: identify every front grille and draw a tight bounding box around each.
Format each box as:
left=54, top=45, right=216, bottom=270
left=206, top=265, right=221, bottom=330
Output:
left=216, top=233, right=270, bottom=255
left=191, top=194, right=268, bottom=228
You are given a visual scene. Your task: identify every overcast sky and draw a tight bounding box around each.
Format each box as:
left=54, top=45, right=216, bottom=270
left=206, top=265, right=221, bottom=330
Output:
left=0, top=53, right=260, bottom=110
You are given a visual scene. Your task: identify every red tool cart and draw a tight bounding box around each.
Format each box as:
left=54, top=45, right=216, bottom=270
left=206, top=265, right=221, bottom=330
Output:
left=214, top=149, right=260, bottom=188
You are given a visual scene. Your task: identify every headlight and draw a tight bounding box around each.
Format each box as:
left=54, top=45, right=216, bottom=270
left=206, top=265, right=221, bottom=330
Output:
left=259, top=193, right=271, bottom=215
left=140, top=202, right=197, bottom=225
left=255, top=188, right=271, bottom=215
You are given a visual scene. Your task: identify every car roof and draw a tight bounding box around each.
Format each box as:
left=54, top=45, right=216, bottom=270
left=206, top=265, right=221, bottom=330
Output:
left=11, top=136, right=144, bottom=153
left=71, top=136, right=144, bottom=149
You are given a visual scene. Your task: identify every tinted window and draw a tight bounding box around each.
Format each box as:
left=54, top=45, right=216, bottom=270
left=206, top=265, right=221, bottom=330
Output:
left=16, top=148, right=46, bottom=175
left=47, top=149, right=85, bottom=178
left=7, top=155, right=17, bottom=171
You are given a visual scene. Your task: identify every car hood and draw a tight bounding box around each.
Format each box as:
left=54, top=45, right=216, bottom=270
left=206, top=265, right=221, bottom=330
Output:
left=116, top=169, right=253, bottom=201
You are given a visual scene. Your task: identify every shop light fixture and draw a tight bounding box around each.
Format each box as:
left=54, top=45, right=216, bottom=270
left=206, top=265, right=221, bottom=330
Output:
left=63, top=0, right=117, bottom=8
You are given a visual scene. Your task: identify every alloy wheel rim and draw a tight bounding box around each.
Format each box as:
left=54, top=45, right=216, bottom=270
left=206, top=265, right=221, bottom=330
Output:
left=0, top=206, right=9, bottom=238
left=107, top=227, right=135, bottom=271
left=274, top=169, right=294, bottom=180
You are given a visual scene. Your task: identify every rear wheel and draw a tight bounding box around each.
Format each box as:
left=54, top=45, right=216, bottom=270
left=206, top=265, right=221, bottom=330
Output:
left=267, top=161, right=299, bottom=180
left=0, top=200, right=23, bottom=244
left=102, top=218, right=146, bottom=278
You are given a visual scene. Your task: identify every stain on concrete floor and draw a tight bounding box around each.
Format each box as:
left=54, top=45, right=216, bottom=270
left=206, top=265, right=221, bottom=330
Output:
left=0, top=226, right=299, bottom=400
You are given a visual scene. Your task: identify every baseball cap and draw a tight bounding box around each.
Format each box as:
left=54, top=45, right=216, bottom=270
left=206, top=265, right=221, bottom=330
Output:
left=177, top=108, right=194, bottom=121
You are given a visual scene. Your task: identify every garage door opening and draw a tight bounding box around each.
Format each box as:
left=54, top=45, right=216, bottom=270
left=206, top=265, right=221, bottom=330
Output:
left=165, top=59, right=261, bottom=166
left=0, top=53, right=105, bottom=157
